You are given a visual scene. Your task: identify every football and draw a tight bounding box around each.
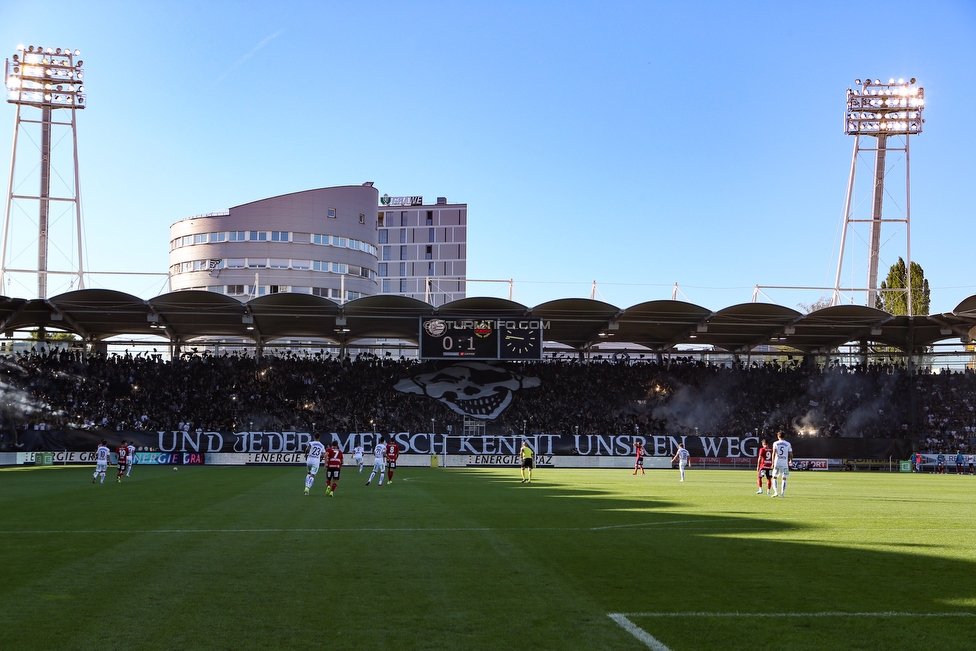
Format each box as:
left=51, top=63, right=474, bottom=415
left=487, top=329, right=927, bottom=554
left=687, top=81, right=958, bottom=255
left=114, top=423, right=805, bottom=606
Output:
left=173, top=467, right=178, bottom=471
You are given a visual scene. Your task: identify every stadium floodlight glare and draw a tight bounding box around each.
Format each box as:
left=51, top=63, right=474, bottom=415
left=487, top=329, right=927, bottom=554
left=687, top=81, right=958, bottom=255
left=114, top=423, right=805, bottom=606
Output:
left=2, top=44, right=87, bottom=299
left=833, top=76, right=923, bottom=316
left=845, top=78, right=923, bottom=136
left=5, top=46, right=86, bottom=108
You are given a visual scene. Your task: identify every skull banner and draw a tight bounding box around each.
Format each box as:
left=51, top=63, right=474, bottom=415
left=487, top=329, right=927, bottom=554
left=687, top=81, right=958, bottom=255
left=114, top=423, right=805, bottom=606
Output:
left=394, top=361, right=540, bottom=420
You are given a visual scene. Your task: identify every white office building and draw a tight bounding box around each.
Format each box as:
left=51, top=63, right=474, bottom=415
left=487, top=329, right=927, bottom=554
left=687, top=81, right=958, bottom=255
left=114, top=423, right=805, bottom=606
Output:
left=377, top=195, right=466, bottom=306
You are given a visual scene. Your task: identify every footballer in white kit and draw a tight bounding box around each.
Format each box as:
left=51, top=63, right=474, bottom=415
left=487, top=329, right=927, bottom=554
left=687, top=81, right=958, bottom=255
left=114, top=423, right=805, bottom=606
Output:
left=354, top=445, right=365, bottom=472
left=126, top=443, right=136, bottom=477
left=92, top=440, right=110, bottom=484
left=771, top=432, right=793, bottom=497
left=366, top=437, right=387, bottom=486
left=671, top=444, right=691, bottom=482
left=304, top=434, right=326, bottom=495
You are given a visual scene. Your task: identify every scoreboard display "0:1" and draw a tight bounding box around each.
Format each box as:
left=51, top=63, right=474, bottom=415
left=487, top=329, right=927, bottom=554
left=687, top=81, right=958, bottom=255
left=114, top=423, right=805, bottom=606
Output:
left=420, top=318, right=544, bottom=360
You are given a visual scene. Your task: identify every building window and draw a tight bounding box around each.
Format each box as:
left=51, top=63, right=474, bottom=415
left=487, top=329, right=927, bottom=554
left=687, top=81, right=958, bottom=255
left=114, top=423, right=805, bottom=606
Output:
left=292, top=259, right=310, bottom=270
left=399, top=229, right=407, bottom=244
left=249, top=231, right=267, bottom=242
left=270, top=258, right=289, bottom=269
left=378, top=263, right=387, bottom=277
left=429, top=228, right=435, bottom=242
left=382, top=246, right=391, bottom=261
left=248, top=258, right=267, bottom=268
left=400, top=211, right=408, bottom=227
left=359, top=213, right=365, bottom=224
left=400, top=279, right=408, bottom=293
left=311, top=287, right=329, bottom=298
left=229, top=231, right=246, bottom=242
left=211, top=232, right=226, bottom=242
left=428, top=262, right=435, bottom=276
left=382, top=279, right=391, bottom=293
left=328, top=207, right=337, bottom=219
left=227, top=258, right=245, bottom=269
left=226, top=285, right=246, bottom=295
left=400, top=245, right=407, bottom=260
left=425, top=245, right=433, bottom=260
left=194, top=234, right=207, bottom=244
left=399, top=262, right=406, bottom=277
left=378, top=213, right=385, bottom=227
left=426, top=210, right=433, bottom=225
left=271, top=231, right=289, bottom=242
left=379, top=230, right=388, bottom=244
left=269, top=285, right=281, bottom=294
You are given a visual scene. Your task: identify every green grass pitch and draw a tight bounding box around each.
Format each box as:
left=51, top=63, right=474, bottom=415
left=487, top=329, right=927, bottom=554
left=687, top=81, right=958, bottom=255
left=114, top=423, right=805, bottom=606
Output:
left=1, top=464, right=974, bottom=650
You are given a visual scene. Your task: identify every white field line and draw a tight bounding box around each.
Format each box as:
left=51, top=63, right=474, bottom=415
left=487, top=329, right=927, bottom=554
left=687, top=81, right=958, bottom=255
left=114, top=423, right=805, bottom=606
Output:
left=616, top=612, right=976, bottom=618
left=608, top=614, right=671, bottom=651
left=608, top=612, right=976, bottom=651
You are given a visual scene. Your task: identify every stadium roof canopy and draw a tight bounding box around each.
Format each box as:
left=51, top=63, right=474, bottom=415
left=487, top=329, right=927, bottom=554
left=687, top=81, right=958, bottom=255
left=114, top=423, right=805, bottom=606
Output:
left=1, top=289, right=975, bottom=354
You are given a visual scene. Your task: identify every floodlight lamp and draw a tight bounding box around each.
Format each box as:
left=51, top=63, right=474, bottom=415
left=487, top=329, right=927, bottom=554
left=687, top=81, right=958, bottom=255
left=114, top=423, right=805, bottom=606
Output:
left=888, top=78, right=894, bottom=84
left=55, top=48, right=61, bottom=54
left=874, top=79, right=880, bottom=84
left=16, top=44, right=24, bottom=51
left=854, top=78, right=861, bottom=85
left=910, top=77, right=916, bottom=84
left=74, top=50, right=80, bottom=56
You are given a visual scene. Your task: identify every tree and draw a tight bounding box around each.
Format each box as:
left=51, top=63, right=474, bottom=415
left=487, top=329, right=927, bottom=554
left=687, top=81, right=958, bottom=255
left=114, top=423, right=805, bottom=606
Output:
left=797, top=296, right=832, bottom=314
left=875, top=257, right=930, bottom=316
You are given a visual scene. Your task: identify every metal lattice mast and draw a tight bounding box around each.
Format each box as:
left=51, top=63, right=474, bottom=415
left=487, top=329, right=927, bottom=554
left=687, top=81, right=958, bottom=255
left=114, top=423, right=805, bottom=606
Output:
left=2, top=44, right=87, bottom=298
left=831, top=78, right=924, bottom=315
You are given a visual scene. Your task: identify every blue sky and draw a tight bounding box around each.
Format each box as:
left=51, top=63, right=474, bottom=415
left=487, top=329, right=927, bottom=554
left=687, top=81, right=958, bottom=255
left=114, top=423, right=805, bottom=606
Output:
left=1, top=1, right=973, bottom=313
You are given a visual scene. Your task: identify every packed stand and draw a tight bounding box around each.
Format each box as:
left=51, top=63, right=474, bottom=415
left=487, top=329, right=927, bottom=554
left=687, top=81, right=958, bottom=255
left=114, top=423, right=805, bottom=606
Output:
left=1, top=349, right=975, bottom=451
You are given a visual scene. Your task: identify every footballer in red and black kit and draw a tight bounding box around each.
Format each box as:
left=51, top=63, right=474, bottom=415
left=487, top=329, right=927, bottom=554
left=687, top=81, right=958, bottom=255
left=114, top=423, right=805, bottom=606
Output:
left=756, top=439, right=773, bottom=494
left=326, top=444, right=343, bottom=495
left=385, top=440, right=399, bottom=483
left=116, top=440, right=129, bottom=482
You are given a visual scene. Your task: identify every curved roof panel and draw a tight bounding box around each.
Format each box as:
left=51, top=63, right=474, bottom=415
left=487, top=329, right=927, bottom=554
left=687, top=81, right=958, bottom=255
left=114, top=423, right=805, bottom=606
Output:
left=0, top=290, right=973, bottom=353
left=529, top=298, right=621, bottom=349
left=247, top=293, right=341, bottom=341
left=149, top=291, right=250, bottom=340
left=784, top=305, right=892, bottom=352
left=695, top=303, right=803, bottom=352
left=610, top=300, right=712, bottom=351
left=953, top=294, right=976, bottom=317
left=50, top=289, right=155, bottom=339
left=438, top=297, right=529, bottom=317
left=342, top=295, right=435, bottom=342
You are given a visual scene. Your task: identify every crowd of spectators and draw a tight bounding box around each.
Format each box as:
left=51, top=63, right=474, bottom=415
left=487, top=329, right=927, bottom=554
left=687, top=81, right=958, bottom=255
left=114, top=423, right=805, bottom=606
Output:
left=1, top=348, right=974, bottom=454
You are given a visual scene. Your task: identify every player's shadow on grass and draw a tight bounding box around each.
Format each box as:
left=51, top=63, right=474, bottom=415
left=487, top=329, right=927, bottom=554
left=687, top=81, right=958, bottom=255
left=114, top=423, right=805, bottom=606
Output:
left=460, top=473, right=975, bottom=617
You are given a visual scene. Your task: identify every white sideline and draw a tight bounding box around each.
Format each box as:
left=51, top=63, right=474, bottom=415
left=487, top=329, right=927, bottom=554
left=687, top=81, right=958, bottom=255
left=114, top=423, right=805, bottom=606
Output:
left=608, top=611, right=976, bottom=651
left=616, top=611, right=976, bottom=618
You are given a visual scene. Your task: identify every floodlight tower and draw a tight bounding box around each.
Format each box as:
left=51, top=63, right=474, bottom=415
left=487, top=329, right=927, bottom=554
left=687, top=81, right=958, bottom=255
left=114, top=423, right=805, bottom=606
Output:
left=831, top=78, right=924, bottom=314
left=2, top=44, right=87, bottom=298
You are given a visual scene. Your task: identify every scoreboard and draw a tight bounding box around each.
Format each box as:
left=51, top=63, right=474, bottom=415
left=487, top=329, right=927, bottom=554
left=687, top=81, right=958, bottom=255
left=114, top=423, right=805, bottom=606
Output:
left=420, top=318, right=544, bottom=360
